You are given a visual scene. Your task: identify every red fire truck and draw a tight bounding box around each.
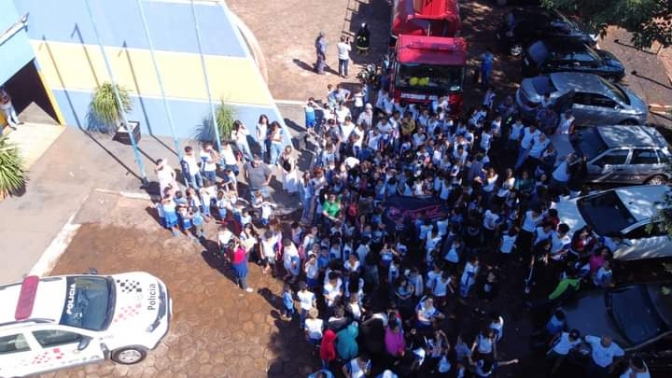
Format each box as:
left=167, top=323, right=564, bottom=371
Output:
left=388, top=0, right=467, bottom=112
left=390, top=0, right=462, bottom=46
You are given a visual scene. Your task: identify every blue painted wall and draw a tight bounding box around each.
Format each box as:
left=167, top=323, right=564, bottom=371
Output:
left=52, top=88, right=280, bottom=141
left=14, top=0, right=246, bottom=57
left=0, top=2, right=35, bottom=84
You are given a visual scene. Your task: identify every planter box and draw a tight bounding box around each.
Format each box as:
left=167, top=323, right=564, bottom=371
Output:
left=114, top=121, right=141, bottom=145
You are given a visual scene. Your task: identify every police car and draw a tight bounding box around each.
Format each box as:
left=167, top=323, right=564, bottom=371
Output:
left=0, top=272, right=171, bottom=377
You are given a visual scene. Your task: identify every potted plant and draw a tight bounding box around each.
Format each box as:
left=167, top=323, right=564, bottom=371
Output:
left=0, top=135, right=26, bottom=199
left=90, top=82, right=140, bottom=144
left=215, top=99, right=236, bottom=143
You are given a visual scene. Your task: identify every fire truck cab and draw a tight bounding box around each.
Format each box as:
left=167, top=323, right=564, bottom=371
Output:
left=390, top=34, right=467, bottom=112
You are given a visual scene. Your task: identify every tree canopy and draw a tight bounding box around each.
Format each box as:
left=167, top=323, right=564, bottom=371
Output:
left=541, top=0, right=672, bottom=49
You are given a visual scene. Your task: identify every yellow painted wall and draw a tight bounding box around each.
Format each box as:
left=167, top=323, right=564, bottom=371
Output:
left=31, top=40, right=272, bottom=106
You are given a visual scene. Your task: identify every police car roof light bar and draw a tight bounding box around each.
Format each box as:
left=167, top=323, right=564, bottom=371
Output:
left=15, top=275, right=39, bottom=320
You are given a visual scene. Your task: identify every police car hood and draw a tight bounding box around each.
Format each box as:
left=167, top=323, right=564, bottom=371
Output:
left=107, top=272, right=164, bottom=332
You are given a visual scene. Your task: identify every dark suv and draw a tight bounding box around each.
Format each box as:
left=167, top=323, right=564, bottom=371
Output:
left=521, top=39, right=625, bottom=81
left=561, top=284, right=672, bottom=373
left=497, top=8, right=596, bottom=56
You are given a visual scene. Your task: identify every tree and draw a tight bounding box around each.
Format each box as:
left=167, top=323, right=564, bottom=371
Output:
left=541, top=0, right=672, bottom=49
left=649, top=189, right=672, bottom=239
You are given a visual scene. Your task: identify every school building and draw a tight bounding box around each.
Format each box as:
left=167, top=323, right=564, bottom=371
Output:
left=0, top=0, right=284, bottom=140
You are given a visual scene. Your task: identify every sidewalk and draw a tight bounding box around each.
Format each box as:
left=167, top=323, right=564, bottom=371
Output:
left=599, top=27, right=672, bottom=128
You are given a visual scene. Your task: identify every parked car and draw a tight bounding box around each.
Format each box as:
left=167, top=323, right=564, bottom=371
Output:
left=521, top=39, right=625, bottom=81
left=0, top=272, right=171, bottom=376
left=550, top=125, right=671, bottom=185
left=555, top=185, right=671, bottom=261
left=516, top=72, right=648, bottom=126
left=561, top=283, right=672, bottom=372
left=497, top=8, right=596, bottom=56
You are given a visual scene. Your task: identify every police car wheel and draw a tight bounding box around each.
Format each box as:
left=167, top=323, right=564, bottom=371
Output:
left=111, top=346, right=147, bottom=365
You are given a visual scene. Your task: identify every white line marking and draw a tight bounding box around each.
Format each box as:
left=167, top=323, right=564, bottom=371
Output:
left=29, top=199, right=85, bottom=277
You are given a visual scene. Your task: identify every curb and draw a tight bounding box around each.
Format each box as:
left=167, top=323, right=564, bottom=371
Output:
left=95, top=188, right=154, bottom=201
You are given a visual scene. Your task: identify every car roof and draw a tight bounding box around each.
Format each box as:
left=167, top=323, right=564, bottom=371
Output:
left=535, top=38, right=591, bottom=52
left=0, top=277, right=66, bottom=327
left=549, top=72, right=608, bottom=94
left=596, top=126, right=669, bottom=149
left=612, top=185, right=668, bottom=222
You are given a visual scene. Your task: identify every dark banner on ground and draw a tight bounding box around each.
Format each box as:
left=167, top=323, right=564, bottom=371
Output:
left=383, top=196, right=449, bottom=232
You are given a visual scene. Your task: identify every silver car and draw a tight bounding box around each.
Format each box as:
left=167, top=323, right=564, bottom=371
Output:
left=516, top=72, right=648, bottom=126
left=551, top=126, right=671, bottom=185
left=555, top=185, right=671, bottom=261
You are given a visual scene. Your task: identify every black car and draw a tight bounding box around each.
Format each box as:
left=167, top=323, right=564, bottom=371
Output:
left=496, top=8, right=596, bottom=56
left=521, top=39, right=625, bottom=81
left=561, top=283, right=672, bottom=373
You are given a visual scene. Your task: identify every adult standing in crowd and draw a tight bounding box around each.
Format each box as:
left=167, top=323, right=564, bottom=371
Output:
left=585, top=334, right=625, bottom=377
left=280, top=145, right=299, bottom=195
left=337, top=35, right=352, bottom=78
left=244, top=155, right=273, bottom=201
left=315, top=31, right=327, bottom=75
left=155, top=158, right=178, bottom=196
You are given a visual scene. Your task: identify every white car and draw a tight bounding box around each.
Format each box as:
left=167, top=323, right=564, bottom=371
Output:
left=0, top=272, right=171, bottom=377
left=555, top=185, right=671, bottom=261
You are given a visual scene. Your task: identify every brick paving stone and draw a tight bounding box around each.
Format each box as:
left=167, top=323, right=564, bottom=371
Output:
left=140, top=367, right=158, bottom=378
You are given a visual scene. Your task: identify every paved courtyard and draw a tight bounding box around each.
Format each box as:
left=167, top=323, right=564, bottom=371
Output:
left=227, top=0, right=392, bottom=101
left=41, top=192, right=314, bottom=378
left=24, top=1, right=672, bottom=377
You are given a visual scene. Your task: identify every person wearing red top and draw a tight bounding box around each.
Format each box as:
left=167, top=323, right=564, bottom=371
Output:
left=229, top=240, right=253, bottom=293
left=320, top=329, right=338, bottom=368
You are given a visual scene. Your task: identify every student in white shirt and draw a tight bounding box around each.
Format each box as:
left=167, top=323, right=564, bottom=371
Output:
left=341, top=118, right=356, bottom=142
left=547, top=329, right=582, bottom=375
left=549, top=224, right=571, bottom=261
left=488, top=312, right=505, bottom=341
left=585, top=334, right=624, bottom=374
left=297, top=282, right=316, bottom=326
left=496, top=228, right=517, bottom=267
left=304, top=307, right=324, bottom=345
left=620, top=357, right=651, bottom=378
left=323, top=272, right=343, bottom=308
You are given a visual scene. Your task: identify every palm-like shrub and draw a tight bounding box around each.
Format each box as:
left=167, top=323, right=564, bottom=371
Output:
left=0, top=136, right=26, bottom=196
left=90, top=82, right=132, bottom=132
left=215, top=99, right=236, bottom=142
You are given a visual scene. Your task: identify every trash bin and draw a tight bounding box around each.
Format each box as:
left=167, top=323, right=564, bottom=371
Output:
left=114, top=121, right=142, bottom=145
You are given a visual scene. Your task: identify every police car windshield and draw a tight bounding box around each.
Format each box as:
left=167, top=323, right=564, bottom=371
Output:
left=396, top=64, right=463, bottom=91
left=60, top=276, right=113, bottom=331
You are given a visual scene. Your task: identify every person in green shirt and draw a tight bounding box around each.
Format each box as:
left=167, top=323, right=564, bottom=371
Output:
left=548, top=271, right=581, bottom=301
left=322, top=193, right=341, bottom=223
